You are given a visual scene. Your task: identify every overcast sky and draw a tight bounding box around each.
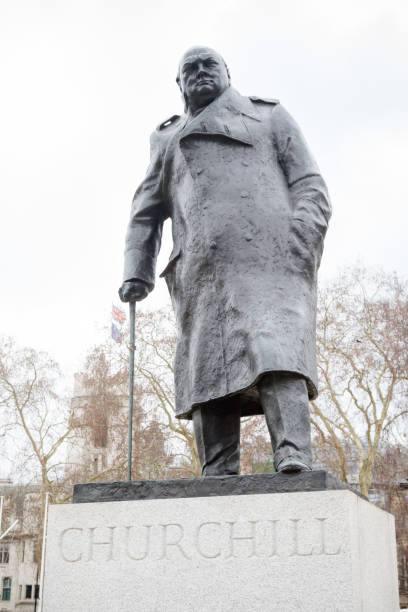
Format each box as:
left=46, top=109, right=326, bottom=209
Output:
left=1, top=0, right=407, bottom=387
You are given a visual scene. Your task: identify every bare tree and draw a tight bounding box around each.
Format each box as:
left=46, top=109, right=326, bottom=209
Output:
left=69, top=343, right=175, bottom=482
left=0, top=336, right=130, bottom=564
left=311, top=265, right=408, bottom=496
left=0, top=336, right=78, bottom=561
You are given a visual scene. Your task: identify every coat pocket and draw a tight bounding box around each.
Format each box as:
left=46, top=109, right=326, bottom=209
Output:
left=288, top=218, right=324, bottom=279
left=159, top=246, right=182, bottom=278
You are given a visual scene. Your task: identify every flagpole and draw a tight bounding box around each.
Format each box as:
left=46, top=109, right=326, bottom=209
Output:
left=127, top=300, right=136, bottom=481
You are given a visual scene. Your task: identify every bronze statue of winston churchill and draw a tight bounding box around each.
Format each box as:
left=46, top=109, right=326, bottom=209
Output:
left=119, top=46, right=331, bottom=476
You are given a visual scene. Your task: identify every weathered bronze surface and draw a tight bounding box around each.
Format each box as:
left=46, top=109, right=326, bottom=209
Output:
left=119, top=47, right=331, bottom=474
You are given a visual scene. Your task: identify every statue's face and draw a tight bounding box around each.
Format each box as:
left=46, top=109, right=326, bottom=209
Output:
left=178, top=47, right=230, bottom=112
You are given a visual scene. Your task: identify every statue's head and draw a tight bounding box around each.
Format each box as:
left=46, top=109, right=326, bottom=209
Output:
left=177, top=46, right=231, bottom=113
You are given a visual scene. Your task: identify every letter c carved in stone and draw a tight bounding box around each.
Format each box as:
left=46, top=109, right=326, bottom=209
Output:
left=59, top=528, right=83, bottom=563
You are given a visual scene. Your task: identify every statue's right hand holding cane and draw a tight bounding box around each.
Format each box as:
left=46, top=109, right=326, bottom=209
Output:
left=119, top=279, right=149, bottom=303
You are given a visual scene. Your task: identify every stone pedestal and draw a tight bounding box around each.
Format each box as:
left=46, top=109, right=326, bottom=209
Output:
left=41, top=473, right=399, bottom=611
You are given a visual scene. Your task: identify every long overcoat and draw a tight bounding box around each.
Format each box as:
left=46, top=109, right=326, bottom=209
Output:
left=123, top=87, right=331, bottom=419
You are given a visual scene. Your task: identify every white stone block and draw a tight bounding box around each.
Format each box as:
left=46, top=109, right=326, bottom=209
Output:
left=41, top=490, right=399, bottom=612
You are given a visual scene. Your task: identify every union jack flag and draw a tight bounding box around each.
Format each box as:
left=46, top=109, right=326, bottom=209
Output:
left=112, top=305, right=126, bottom=325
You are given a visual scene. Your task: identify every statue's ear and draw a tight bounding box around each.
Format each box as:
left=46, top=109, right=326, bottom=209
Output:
left=224, top=62, right=231, bottom=84
left=181, top=92, right=188, bottom=113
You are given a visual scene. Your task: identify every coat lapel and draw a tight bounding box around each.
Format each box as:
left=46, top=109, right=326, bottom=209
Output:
left=179, top=88, right=259, bottom=146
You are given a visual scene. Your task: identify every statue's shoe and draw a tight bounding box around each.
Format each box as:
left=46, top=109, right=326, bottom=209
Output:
left=277, top=458, right=311, bottom=473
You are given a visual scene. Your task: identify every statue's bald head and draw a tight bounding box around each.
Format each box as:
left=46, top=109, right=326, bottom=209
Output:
left=176, top=46, right=231, bottom=113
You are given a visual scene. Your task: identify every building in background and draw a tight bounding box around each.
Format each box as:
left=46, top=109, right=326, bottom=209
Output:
left=65, top=373, right=129, bottom=482
left=0, top=481, right=39, bottom=612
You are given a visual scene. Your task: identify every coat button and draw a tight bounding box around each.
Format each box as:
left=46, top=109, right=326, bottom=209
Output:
left=240, top=190, right=249, bottom=198
left=196, top=168, right=203, bottom=175
left=210, top=241, right=217, bottom=249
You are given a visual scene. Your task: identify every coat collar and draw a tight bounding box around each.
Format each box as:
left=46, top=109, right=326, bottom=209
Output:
left=179, top=88, right=260, bottom=146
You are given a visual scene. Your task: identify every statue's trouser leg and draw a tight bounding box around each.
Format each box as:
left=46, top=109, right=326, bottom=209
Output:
left=258, top=372, right=312, bottom=470
left=192, top=400, right=240, bottom=476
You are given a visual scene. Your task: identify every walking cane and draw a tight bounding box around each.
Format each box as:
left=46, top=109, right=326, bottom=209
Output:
left=127, top=300, right=136, bottom=481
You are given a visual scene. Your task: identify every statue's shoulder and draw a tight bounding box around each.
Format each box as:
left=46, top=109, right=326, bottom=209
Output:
left=249, top=96, right=280, bottom=105
left=150, top=114, right=183, bottom=155
left=156, top=114, right=182, bottom=132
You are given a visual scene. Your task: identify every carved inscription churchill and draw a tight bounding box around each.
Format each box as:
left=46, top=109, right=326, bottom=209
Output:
left=59, top=516, right=342, bottom=564
left=43, top=491, right=400, bottom=611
